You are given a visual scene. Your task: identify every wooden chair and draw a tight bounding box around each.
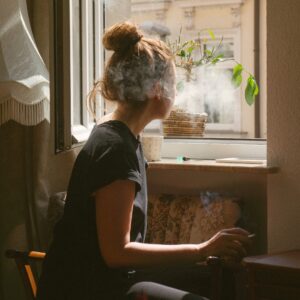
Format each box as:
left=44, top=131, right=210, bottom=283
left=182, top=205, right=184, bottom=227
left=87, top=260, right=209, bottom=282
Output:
left=5, top=249, right=46, bottom=300
left=5, top=248, right=227, bottom=300
left=206, top=256, right=246, bottom=300
left=205, top=256, right=223, bottom=300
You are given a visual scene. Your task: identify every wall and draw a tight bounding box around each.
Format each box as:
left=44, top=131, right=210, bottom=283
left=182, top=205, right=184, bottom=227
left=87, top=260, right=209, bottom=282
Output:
left=267, top=0, right=300, bottom=252
left=27, top=0, right=79, bottom=198
left=259, top=0, right=267, bottom=138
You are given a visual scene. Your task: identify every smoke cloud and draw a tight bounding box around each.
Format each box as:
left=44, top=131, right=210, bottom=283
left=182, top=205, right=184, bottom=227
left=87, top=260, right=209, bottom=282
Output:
left=175, top=65, right=239, bottom=124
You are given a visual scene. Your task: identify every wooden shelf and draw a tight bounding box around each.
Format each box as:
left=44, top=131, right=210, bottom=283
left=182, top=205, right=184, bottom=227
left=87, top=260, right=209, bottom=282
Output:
left=148, top=158, right=278, bottom=174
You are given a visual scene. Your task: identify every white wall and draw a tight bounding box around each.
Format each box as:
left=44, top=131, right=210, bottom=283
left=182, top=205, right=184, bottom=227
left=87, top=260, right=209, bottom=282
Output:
left=259, top=0, right=267, bottom=138
left=267, top=0, right=300, bottom=252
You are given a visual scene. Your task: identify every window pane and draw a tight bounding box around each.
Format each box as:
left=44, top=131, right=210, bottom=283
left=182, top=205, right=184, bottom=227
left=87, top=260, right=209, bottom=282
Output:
left=71, top=0, right=82, bottom=126
left=70, top=0, right=102, bottom=144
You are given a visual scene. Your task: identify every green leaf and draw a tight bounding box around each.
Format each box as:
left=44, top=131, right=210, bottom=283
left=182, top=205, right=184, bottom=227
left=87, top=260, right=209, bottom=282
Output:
left=211, top=54, right=224, bottom=64
left=187, top=46, right=195, bottom=54
left=208, top=29, right=216, bottom=40
left=233, top=64, right=243, bottom=77
left=176, top=81, right=185, bottom=93
left=245, top=76, right=259, bottom=105
left=233, top=74, right=243, bottom=87
left=232, top=64, right=244, bottom=87
left=178, top=50, right=186, bottom=58
left=204, top=49, right=212, bottom=56
left=254, top=79, right=259, bottom=95
left=211, top=58, right=220, bottom=64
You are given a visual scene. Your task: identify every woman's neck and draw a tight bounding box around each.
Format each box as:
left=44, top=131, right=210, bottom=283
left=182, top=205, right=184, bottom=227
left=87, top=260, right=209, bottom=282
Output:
left=102, top=103, right=152, bottom=137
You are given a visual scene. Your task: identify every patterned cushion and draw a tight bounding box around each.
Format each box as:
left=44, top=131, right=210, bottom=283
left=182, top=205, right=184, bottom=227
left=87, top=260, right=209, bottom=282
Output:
left=146, top=192, right=242, bottom=244
left=146, top=194, right=173, bottom=243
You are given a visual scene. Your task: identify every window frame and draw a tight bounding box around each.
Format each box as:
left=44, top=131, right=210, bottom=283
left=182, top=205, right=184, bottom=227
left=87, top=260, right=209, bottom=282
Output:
left=162, top=138, right=266, bottom=160
left=51, top=0, right=266, bottom=160
left=51, top=0, right=104, bottom=152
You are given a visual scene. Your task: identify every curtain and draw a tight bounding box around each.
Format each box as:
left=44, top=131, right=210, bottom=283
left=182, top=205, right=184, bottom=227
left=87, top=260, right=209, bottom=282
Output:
left=0, top=0, right=50, bottom=126
left=0, top=121, right=51, bottom=300
left=0, top=1, right=78, bottom=299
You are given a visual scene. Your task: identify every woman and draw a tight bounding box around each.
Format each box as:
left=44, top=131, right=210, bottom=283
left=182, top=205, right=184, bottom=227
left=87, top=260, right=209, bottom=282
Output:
left=37, top=22, right=251, bottom=300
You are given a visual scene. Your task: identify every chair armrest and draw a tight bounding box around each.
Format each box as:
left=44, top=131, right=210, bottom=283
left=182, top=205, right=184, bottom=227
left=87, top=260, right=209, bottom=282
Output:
left=207, top=255, right=244, bottom=270
left=206, top=256, right=223, bottom=266
left=5, top=249, right=46, bottom=261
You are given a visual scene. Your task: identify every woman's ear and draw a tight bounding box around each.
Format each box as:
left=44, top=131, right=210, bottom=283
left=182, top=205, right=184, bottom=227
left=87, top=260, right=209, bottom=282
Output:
left=147, top=81, right=162, bottom=101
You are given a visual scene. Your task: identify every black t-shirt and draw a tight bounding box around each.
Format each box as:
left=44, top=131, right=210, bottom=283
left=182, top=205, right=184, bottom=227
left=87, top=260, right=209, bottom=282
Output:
left=37, top=120, right=148, bottom=300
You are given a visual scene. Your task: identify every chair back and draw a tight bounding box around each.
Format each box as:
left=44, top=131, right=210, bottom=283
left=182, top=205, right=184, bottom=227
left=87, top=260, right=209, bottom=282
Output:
left=5, top=249, right=46, bottom=300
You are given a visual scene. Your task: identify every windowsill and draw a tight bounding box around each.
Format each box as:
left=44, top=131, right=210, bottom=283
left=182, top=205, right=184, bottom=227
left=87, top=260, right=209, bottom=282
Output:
left=71, top=124, right=94, bottom=144
left=148, top=158, right=278, bottom=174
left=161, top=138, right=267, bottom=160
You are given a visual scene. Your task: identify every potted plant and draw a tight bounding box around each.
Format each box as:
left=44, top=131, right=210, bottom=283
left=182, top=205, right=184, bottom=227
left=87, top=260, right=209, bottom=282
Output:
left=162, top=30, right=259, bottom=137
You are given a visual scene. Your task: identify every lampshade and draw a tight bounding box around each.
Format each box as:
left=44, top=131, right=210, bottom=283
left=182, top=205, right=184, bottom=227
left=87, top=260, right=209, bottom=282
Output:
left=0, top=0, right=50, bottom=126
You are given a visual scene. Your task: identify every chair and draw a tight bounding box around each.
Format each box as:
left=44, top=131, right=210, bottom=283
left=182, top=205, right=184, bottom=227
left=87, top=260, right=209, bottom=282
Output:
left=6, top=248, right=226, bottom=300
left=206, top=256, right=223, bottom=300
left=5, top=249, right=46, bottom=300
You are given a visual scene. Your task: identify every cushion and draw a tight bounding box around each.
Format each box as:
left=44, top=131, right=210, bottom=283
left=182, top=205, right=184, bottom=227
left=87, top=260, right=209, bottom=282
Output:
left=146, top=192, right=242, bottom=244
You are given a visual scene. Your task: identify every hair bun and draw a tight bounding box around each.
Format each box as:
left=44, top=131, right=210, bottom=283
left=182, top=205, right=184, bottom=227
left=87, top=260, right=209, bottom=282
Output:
left=102, top=22, right=143, bottom=53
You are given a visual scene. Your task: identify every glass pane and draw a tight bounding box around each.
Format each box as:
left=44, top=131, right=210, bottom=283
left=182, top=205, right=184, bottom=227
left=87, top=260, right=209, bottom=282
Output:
left=71, top=0, right=82, bottom=126
left=204, top=40, right=234, bottom=59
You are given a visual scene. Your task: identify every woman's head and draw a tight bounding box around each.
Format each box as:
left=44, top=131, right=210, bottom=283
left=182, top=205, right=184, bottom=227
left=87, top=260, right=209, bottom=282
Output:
left=89, top=22, right=175, bottom=116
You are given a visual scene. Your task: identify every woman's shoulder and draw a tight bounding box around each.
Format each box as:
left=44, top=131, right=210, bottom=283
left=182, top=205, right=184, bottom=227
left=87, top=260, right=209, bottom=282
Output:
left=83, top=120, right=137, bottom=158
left=92, top=121, right=124, bottom=140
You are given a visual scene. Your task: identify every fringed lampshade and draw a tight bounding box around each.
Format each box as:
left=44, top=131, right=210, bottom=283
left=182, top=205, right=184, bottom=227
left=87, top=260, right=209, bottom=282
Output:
left=0, top=0, right=50, bottom=126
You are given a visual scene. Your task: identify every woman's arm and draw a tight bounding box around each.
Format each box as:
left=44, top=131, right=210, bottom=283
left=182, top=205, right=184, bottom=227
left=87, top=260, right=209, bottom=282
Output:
left=95, top=180, right=250, bottom=269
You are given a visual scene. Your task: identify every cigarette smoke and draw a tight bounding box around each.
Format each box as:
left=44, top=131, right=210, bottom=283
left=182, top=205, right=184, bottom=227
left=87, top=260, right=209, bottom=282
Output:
left=176, top=65, right=239, bottom=124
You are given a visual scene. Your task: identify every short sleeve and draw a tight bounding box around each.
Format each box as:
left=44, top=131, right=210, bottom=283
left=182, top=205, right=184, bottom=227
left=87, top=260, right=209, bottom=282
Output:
left=88, top=145, right=142, bottom=194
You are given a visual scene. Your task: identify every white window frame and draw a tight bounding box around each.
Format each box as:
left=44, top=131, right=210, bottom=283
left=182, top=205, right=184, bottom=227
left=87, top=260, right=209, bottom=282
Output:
left=71, top=0, right=104, bottom=144
left=52, top=0, right=266, bottom=160
left=52, top=0, right=104, bottom=152
left=162, top=138, right=266, bottom=160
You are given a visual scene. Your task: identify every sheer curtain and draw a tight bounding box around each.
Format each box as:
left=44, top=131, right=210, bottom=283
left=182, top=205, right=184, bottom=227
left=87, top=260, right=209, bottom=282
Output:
left=0, top=0, right=50, bottom=125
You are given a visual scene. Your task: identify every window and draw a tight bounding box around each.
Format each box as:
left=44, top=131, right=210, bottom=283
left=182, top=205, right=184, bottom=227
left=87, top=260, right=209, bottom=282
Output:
left=130, top=0, right=262, bottom=140
left=52, top=0, right=103, bottom=152
left=52, top=0, right=266, bottom=159
left=199, top=30, right=242, bottom=135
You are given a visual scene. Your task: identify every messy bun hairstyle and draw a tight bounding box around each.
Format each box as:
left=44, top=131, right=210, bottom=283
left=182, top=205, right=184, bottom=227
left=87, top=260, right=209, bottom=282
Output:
left=102, top=22, right=144, bottom=53
left=88, top=22, right=173, bottom=116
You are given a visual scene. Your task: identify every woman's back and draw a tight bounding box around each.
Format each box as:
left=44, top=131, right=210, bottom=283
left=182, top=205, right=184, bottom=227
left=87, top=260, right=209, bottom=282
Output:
left=37, top=120, right=148, bottom=299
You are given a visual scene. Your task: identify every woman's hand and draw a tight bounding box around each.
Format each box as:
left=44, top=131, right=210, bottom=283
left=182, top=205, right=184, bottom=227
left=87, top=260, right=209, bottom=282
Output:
left=202, top=227, right=252, bottom=261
